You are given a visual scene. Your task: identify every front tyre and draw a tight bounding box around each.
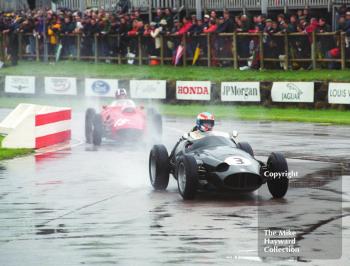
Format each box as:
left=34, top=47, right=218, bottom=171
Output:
left=176, top=155, right=198, bottom=200
left=266, top=152, right=289, bottom=198
left=149, top=145, right=170, bottom=190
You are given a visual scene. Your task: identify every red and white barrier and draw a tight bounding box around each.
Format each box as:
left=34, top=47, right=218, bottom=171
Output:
left=0, top=104, right=71, bottom=149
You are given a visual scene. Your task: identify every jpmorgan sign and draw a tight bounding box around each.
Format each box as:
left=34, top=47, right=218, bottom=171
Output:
left=271, top=82, right=314, bottom=103
left=221, top=82, right=260, bottom=102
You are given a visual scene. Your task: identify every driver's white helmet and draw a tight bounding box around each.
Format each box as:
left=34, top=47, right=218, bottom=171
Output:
left=196, top=112, right=215, bottom=132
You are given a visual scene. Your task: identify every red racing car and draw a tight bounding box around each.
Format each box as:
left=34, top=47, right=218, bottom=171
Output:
left=85, top=99, right=162, bottom=145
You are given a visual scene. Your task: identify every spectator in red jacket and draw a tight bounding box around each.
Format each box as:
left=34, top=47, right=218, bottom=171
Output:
left=128, top=19, right=143, bottom=55
left=204, top=19, right=218, bottom=66
left=203, top=19, right=217, bottom=33
left=128, top=19, right=143, bottom=36
left=176, top=17, right=193, bottom=36
left=326, top=47, right=340, bottom=69
left=306, top=18, right=319, bottom=43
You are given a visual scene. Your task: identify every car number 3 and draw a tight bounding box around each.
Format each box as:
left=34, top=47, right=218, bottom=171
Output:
left=225, top=156, right=251, bottom=166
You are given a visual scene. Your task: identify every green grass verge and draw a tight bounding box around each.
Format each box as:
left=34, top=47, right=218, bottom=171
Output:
left=0, top=135, right=33, bottom=160
left=160, top=104, right=350, bottom=125
left=0, top=97, right=349, bottom=125
left=1, top=61, right=350, bottom=81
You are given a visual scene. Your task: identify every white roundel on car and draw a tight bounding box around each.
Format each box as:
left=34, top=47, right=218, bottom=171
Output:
left=225, top=156, right=252, bottom=166
left=114, top=118, right=129, bottom=127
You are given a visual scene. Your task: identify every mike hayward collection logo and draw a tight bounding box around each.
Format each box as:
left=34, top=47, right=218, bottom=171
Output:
left=262, top=229, right=300, bottom=254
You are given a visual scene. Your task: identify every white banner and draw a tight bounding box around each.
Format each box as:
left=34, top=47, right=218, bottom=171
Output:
left=130, top=80, right=166, bottom=99
left=221, top=82, right=260, bottom=102
left=176, top=81, right=211, bottom=101
left=85, top=79, right=119, bottom=97
left=271, top=82, right=314, bottom=103
left=328, top=83, right=350, bottom=104
left=45, top=77, right=77, bottom=95
left=5, top=76, right=35, bottom=94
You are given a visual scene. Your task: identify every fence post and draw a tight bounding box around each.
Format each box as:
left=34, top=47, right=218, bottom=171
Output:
left=311, top=31, right=317, bottom=69
left=284, top=32, right=289, bottom=70
left=259, top=32, right=264, bottom=70
left=148, top=0, right=152, bottom=22
left=340, top=32, right=346, bottom=70
left=35, top=34, right=40, bottom=62
left=183, top=34, right=187, bottom=66
left=77, top=33, right=81, bottom=61
left=138, top=35, right=142, bottom=65
left=3, top=33, right=9, bottom=63
left=160, top=35, right=164, bottom=65
left=0, top=33, right=4, bottom=62
left=207, top=33, right=211, bottom=67
left=94, top=34, right=98, bottom=63
left=18, top=32, right=23, bottom=60
left=232, top=32, right=238, bottom=69
left=117, top=34, right=121, bottom=64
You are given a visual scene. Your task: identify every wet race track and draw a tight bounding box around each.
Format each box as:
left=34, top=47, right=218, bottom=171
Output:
left=0, top=109, right=349, bottom=266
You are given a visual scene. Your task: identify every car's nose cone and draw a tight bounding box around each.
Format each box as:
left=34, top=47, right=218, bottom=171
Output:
left=223, top=173, right=263, bottom=191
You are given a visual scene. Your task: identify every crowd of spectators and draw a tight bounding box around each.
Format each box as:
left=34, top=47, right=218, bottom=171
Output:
left=0, top=4, right=350, bottom=69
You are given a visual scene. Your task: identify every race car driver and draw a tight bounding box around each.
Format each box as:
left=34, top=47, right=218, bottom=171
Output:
left=191, top=112, right=215, bottom=133
left=110, top=88, right=134, bottom=107
left=169, top=112, right=215, bottom=162
left=115, top=88, right=128, bottom=99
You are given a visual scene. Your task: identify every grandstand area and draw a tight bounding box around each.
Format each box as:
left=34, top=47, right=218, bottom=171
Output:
left=3, top=0, right=350, bottom=11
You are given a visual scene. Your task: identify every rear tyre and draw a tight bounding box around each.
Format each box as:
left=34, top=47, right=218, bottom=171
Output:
left=92, top=114, right=103, bottom=146
left=176, top=155, right=198, bottom=200
left=149, top=145, right=170, bottom=190
left=237, top=142, right=254, bottom=157
left=266, top=152, right=289, bottom=198
left=85, top=108, right=96, bottom=143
